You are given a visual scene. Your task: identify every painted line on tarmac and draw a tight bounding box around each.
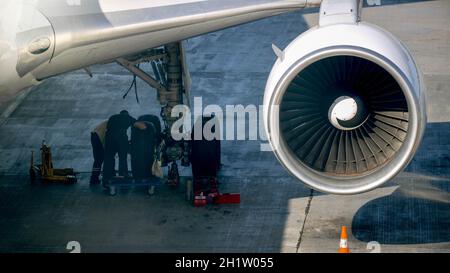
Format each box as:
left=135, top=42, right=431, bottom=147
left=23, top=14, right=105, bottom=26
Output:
left=296, top=189, right=314, bottom=253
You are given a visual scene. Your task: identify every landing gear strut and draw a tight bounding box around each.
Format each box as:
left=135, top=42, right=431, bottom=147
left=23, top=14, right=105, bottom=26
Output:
left=115, top=42, right=239, bottom=205
left=116, top=42, right=191, bottom=185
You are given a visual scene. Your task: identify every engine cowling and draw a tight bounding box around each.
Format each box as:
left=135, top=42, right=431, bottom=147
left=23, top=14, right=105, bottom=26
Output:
left=263, top=22, right=426, bottom=194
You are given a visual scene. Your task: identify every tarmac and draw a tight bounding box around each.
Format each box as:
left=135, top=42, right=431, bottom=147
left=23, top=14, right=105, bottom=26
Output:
left=0, top=0, right=449, bottom=253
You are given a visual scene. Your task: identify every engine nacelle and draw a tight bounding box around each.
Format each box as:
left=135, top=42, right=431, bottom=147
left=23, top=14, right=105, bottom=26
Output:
left=264, top=20, right=426, bottom=194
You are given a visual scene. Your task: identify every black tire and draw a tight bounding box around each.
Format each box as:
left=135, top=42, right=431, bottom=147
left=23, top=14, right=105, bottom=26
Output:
left=191, top=116, right=221, bottom=178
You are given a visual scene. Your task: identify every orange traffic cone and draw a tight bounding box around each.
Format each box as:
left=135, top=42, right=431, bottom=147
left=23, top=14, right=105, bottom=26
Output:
left=338, top=226, right=350, bottom=253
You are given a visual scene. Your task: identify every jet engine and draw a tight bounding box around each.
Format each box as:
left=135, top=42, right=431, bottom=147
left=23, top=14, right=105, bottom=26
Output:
left=263, top=2, right=426, bottom=194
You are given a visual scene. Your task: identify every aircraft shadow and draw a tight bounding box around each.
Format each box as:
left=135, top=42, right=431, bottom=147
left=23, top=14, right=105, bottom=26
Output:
left=352, top=180, right=449, bottom=244
left=352, top=122, right=450, bottom=245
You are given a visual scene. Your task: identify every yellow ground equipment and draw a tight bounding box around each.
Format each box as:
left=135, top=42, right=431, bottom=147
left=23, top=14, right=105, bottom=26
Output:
left=29, top=141, right=77, bottom=184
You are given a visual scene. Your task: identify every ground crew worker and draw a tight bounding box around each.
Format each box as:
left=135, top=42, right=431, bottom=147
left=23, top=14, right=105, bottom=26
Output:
left=90, top=120, right=107, bottom=184
left=103, top=110, right=136, bottom=184
left=131, top=117, right=159, bottom=181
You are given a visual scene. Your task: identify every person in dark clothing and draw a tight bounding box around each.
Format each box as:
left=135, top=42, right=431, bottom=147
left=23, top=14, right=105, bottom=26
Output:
left=103, top=110, right=136, bottom=184
left=90, top=120, right=107, bottom=184
left=130, top=115, right=161, bottom=181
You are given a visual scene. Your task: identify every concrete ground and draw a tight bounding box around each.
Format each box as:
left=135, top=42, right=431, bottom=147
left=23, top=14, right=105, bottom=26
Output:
left=0, top=0, right=449, bottom=253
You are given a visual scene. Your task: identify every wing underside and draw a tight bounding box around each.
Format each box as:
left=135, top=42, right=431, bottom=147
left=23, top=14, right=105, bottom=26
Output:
left=29, top=0, right=317, bottom=78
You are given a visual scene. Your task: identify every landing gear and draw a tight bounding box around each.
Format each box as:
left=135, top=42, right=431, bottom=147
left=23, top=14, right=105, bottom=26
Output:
left=116, top=42, right=192, bottom=186
left=116, top=41, right=190, bottom=130
left=113, top=42, right=239, bottom=205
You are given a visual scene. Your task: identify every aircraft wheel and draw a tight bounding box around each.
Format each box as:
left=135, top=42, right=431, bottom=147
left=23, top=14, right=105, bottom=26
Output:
left=191, top=116, right=221, bottom=178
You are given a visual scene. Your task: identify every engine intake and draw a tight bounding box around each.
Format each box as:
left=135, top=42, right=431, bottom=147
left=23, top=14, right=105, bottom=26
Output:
left=264, top=22, right=426, bottom=194
left=281, top=55, right=408, bottom=175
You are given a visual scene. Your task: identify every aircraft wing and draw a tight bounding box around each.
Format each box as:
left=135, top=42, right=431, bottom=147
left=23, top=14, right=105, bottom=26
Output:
left=24, top=0, right=320, bottom=80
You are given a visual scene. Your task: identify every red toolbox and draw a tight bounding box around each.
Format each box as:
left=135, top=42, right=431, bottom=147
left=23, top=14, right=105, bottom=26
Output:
left=193, top=177, right=240, bottom=206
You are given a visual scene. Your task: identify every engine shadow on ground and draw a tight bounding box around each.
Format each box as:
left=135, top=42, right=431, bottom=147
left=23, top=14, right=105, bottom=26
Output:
left=351, top=122, right=450, bottom=245
left=352, top=179, right=449, bottom=244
